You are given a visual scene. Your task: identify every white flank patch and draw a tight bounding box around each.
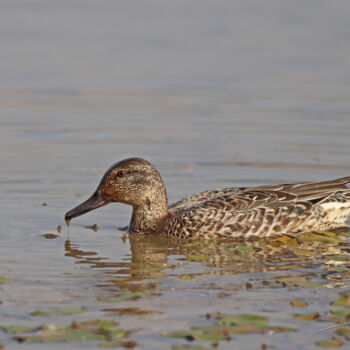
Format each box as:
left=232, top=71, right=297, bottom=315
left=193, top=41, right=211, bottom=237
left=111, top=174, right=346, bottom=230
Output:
left=320, top=202, right=349, bottom=210
left=320, top=202, right=350, bottom=222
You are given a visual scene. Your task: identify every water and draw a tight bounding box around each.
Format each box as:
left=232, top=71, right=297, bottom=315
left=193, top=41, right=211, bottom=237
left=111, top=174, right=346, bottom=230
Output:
left=1, top=1, right=350, bottom=349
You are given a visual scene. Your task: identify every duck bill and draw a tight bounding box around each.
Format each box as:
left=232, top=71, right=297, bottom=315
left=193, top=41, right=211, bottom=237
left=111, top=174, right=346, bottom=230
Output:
left=65, top=191, right=108, bottom=226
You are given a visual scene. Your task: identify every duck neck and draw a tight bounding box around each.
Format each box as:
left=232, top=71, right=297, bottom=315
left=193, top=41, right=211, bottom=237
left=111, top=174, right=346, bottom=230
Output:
left=129, top=193, right=169, bottom=234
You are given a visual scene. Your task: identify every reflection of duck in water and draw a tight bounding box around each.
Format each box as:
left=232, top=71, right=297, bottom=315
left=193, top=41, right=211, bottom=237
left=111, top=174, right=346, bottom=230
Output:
left=65, top=158, right=350, bottom=239
left=64, top=236, right=289, bottom=278
left=128, top=234, right=289, bottom=271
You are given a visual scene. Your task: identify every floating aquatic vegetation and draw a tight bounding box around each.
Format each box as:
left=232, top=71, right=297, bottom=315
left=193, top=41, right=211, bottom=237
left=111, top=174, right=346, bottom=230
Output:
left=299, top=231, right=346, bottom=245
left=335, top=328, right=350, bottom=336
left=172, top=345, right=210, bottom=350
left=290, top=299, right=308, bottom=308
left=0, top=325, right=41, bottom=334
left=2, top=227, right=349, bottom=349
left=164, top=313, right=294, bottom=342
left=331, top=292, right=350, bottom=307
left=41, top=233, right=59, bottom=239
left=102, top=307, right=162, bottom=317
left=277, top=276, right=325, bottom=288
left=179, top=275, right=193, bottom=280
left=98, top=292, right=158, bottom=302
left=269, top=235, right=300, bottom=247
left=268, top=231, right=350, bottom=269
left=31, top=307, right=86, bottom=316
left=327, top=309, right=350, bottom=323
left=99, top=339, right=137, bottom=348
left=315, top=338, right=342, bottom=348
left=215, top=313, right=268, bottom=327
left=320, top=291, right=350, bottom=326
left=293, top=312, right=320, bottom=321
left=164, top=327, right=230, bottom=341
left=0, top=277, right=10, bottom=284
left=1, top=320, right=130, bottom=344
left=186, top=255, right=206, bottom=262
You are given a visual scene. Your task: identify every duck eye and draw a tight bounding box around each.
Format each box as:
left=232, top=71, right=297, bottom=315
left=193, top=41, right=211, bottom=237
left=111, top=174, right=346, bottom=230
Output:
left=116, top=170, right=125, bottom=178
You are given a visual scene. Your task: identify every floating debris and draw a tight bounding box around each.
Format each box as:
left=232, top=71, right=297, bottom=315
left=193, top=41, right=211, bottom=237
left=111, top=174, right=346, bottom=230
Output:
left=293, top=312, right=320, bottom=321
left=102, top=307, right=162, bottom=317
left=41, top=233, right=59, bottom=239
left=290, top=300, right=308, bottom=308
left=121, top=233, right=127, bottom=243
left=85, top=224, right=99, bottom=232
left=100, top=339, right=137, bottom=348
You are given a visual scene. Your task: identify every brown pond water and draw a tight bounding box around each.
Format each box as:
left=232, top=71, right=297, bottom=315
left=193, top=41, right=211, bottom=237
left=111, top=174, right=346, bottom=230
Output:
left=1, top=1, right=350, bottom=349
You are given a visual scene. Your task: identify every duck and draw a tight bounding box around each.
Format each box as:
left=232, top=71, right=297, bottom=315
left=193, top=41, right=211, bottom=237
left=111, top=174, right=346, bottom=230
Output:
left=65, top=157, right=350, bottom=239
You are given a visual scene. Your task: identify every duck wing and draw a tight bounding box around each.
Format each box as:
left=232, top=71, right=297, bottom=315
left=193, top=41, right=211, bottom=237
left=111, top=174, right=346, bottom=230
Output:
left=251, top=176, right=350, bottom=202
left=170, top=176, right=350, bottom=214
left=169, top=187, right=243, bottom=214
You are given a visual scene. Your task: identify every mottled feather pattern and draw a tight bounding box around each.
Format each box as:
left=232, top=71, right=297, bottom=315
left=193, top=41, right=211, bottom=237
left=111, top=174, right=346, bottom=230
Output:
left=166, top=177, right=350, bottom=239
left=65, top=158, right=350, bottom=239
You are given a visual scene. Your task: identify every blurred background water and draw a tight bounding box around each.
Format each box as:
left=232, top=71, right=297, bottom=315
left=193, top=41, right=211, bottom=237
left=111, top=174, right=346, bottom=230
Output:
left=0, top=1, right=350, bottom=349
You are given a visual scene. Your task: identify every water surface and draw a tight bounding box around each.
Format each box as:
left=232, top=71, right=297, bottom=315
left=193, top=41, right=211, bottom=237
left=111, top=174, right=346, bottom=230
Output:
left=1, top=1, right=350, bottom=349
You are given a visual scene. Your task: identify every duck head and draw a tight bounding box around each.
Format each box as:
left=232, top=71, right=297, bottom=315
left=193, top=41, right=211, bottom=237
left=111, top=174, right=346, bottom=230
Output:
left=65, top=158, right=168, bottom=227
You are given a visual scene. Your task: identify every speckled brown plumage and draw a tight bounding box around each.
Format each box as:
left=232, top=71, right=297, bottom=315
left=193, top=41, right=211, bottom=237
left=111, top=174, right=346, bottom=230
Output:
left=65, top=158, right=350, bottom=239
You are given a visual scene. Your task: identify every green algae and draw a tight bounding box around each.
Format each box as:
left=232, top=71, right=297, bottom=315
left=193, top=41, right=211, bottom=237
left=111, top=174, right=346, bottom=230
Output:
left=0, top=277, right=10, bottom=284
left=0, top=325, right=41, bottom=334
left=335, top=327, right=350, bottom=336
left=2, top=320, right=130, bottom=344
left=98, top=292, right=158, bottom=302
left=31, top=307, right=87, bottom=316
left=100, top=339, right=137, bottom=348
left=329, top=309, right=350, bottom=322
left=180, top=275, right=193, bottom=280
left=229, top=244, right=253, bottom=253
left=331, top=292, right=350, bottom=307
left=315, top=338, right=342, bottom=348
left=293, top=312, right=320, bottom=321
left=299, top=232, right=346, bottom=245
left=164, top=313, right=294, bottom=341
left=172, top=345, right=210, bottom=350
left=277, top=276, right=324, bottom=288
left=186, top=255, right=206, bottom=262
left=216, top=314, right=268, bottom=327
